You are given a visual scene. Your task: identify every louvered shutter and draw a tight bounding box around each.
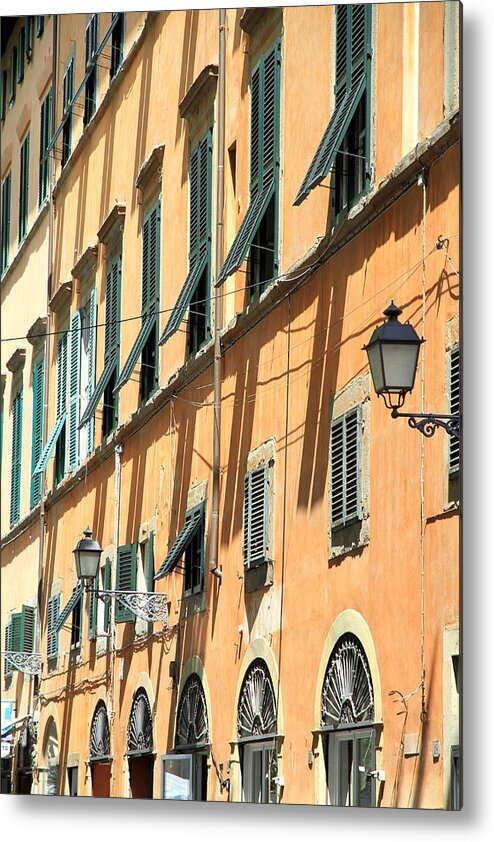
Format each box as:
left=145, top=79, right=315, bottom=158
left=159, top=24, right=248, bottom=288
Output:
left=106, top=258, right=120, bottom=362
left=17, top=29, right=25, bottom=83
left=10, top=388, right=23, bottom=525
left=262, top=45, right=277, bottom=188
left=250, top=64, right=261, bottom=196
left=31, top=359, right=44, bottom=506
left=4, top=623, right=12, bottom=677
left=103, top=559, right=111, bottom=631
left=47, top=594, right=60, bottom=659
left=243, top=465, right=269, bottom=568
left=154, top=510, right=203, bottom=580
left=335, top=5, right=348, bottom=105
left=87, top=288, right=97, bottom=454
left=9, top=47, right=17, bottom=103
left=39, top=90, right=51, bottom=206
left=350, top=4, right=367, bottom=83
left=1, top=172, right=11, bottom=273
left=36, top=16, right=44, bottom=37
left=115, top=544, right=137, bottom=622
left=21, top=605, right=35, bottom=653
left=147, top=201, right=160, bottom=313
left=68, top=310, right=81, bottom=471
left=88, top=573, right=98, bottom=640
left=147, top=531, right=155, bottom=593
left=449, top=347, right=460, bottom=474
left=331, top=407, right=362, bottom=528
left=331, top=416, right=345, bottom=526
left=344, top=407, right=361, bottom=521
left=19, top=133, right=30, bottom=242
left=10, top=612, right=22, bottom=655
left=189, top=147, right=199, bottom=262
left=57, top=332, right=68, bottom=418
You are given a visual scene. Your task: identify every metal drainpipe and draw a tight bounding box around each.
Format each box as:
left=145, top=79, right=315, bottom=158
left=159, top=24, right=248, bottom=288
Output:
left=210, top=9, right=226, bottom=579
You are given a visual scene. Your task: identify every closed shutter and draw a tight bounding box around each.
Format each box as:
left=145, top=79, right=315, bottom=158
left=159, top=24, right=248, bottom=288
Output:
left=68, top=310, right=81, bottom=471
left=21, top=605, right=35, bottom=653
left=10, top=612, right=22, bottom=656
left=9, top=47, right=17, bottom=103
left=86, top=288, right=97, bottom=453
left=449, top=347, right=460, bottom=474
left=47, top=594, right=60, bottom=659
left=103, top=558, right=111, bottom=632
left=30, top=358, right=44, bottom=506
left=39, top=90, right=51, bottom=206
left=17, top=28, right=25, bottom=83
left=36, top=16, right=44, bottom=37
left=250, top=64, right=261, bottom=196
left=1, top=172, right=11, bottom=273
left=243, top=465, right=269, bottom=568
left=147, top=531, right=155, bottom=593
left=85, top=15, right=98, bottom=66
left=115, top=544, right=137, bottom=622
left=4, top=623, right=12, bottom=677
left=88, top=573, right=98, bottom=640
left=19, top=133, right=30, bottom=242
left=331, top=406, right=362, bottom=528
left=57, top=332, right=68, bottom=418
left=144, top=201, right=160, bottom=313
left=10, top=388, right=23, bottom=526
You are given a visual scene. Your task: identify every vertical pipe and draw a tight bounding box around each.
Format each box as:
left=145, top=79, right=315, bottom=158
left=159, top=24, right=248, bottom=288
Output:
left=210, top=9, right=226, bottom=579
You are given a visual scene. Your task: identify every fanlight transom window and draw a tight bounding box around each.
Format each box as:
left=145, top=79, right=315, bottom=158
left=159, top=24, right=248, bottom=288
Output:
left=90, top=701, right=111, bottom=762
left=321, top=634, right=374, bottom=727
left=238, top=658, right=277, bottom=739
left=128, top=688, right=153, bottom=756
left=176, top=674, right=209, bottom=748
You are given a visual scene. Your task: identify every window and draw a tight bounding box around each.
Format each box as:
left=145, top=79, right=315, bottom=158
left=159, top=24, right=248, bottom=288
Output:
left=115, top=544, right=137, bottom=623
left=159, top=131, right=212, bottom=355
left=34, top=331, right=67, bottom=482
left=1, top=70, right=7, bottom=121
left=30, top=358, right=44, bottom=507
left=68, top=290, right=97, bottom=472
left=1, top=171, right=11, bottom=274
left=18, top=132, right=30, bottom=243
left=217, top=40, right=281, bottom=291
left=10, top=387, right=23, bottom=526
left=238, top=659, right=278, bottom=804
left=67, top=766, right=78, bottom=796
left=154, top=504, right=205, bottom=589
left=330, top=406, right=362, bottom=528
left=449, top=345, right=460, bottom=475
left=70, top=588, right=82, bottom=650
left=451, top=745, right=461, bottom=810
left=10, top=47, right=17, bottom=104
left=294, top=4, right=372, bottom=210
left=36, top=17, right=45, bottom=38
left=321, top=634, right=376, bottom=807
left=62, top=58, right=74, bottom=168
left=80, top=255, right=121, bottom=439
left=25, top=17, right=34, bottom=61
left=114, top=200, right=160, bottom=401
left=4, top=605, right=35, bottom=675
left=88, top=558, right=111, bottom=640
left=84, top=15, right=98, bottom=126
left=243, top=465, right=270, bottom=569
left=110, top=13, right=124, bottom=79
left=47, top=594, right=60, bottom=663
left=17, top=28, right=25, bottom=83
left=39, top=90, right=51, bottom=206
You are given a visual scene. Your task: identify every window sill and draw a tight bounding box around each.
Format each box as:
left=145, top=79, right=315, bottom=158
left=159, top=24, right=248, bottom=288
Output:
left=329, top=518, right=369, bottom=564
left=244, top=559, right=274, bottom=593
left=181, top=589, right=206, bottom=618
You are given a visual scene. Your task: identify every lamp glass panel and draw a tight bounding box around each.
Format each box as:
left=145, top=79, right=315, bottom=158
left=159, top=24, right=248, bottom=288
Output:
left=76, top=549, right=100, bottom=580
left=381, top=342, right=419, bottom=391
left=366, top=343, right=385, bottom=393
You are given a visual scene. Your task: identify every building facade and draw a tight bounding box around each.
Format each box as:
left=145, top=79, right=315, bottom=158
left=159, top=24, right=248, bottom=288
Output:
left=1, top=5, right=461, bottom=807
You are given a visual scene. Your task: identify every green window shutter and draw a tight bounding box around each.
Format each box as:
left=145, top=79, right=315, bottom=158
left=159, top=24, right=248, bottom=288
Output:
left=449, top=346, right=460, bottom=474
left=21, top=605, right=35, bottom=653
left=331, top=407, right=362, bottom=528
left=10, top=387, right=23, bottom=526
left=10, top=612, right=22, bottom=657
left=17, top=29, right=25, bottom=83
left=86, top=288, right=98, bottom=454
left=1, top=171, right=11, bottom=274
left=1, top=70, right=7, bottom=121
left=56, top=332, right=68, bottom=418
left=143, top=200, right=160, bottom=314
left=80, top=266, right=117, bottom=428
left=4, top=623, right=12, bottom=677
left=68, top=310, right=81, bottom=471
left=103, top=558, right=111, bottom=631
left=113, top=314, right=155, bottom=394
left=115, top=544, right=137, bottom=622
left=154, top=509, right=203, bottom=580
left=30, top=358, right=44, bottom=506
left=36, top=16, right=45, bottom=37
left=250, top=64, right=261, bottom=195
left=147, top=531, right=155, bottom=593
left=32, top=413, right=66, bottom=475
left=47, top=594, right=60, bottom=659
left=10, top=47, right=17, bottom=103
left=54, top=584, right=83, bottom=634
left=39, top=89, right=51, bottom=206
left=19, top=132, right=30, bottom=243
left=243, top=465, right=269, bottom=568
left=62, top=59, right=74, bottom=167
left=25, top=17, right=34, bottom=60
left=106, top=258, right=120, bottom=361
left=88, top=575, right=98, bottom=640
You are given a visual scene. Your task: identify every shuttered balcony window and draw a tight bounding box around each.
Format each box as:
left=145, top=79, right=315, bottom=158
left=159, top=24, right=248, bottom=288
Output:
left=1, top=71, right=7, bottom=121
left=449, top=346, right=460, bottom=475
left=294, top=4, right=371, bottom=208
left=243, top=465, right=270, bottom=569
left=330, top=406, right=362, bottom=529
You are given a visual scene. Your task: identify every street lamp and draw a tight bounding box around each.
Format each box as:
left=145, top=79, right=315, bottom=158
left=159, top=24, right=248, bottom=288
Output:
left=364, top=302, right=460, bottom=439
left=71, top=527, right=168, bottom=624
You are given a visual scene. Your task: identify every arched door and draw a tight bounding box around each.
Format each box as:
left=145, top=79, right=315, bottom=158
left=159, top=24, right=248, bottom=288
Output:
left=127, top=688, right=154, bottom=798
left=89, top=701, right=111, bottom=797
left=237, top=658, right=278, bottom=803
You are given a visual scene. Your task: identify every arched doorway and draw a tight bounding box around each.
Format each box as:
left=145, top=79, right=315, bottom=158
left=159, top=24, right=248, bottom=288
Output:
left=237, top=658, right=278, bottom=803
left=321, top=633, right=376, bottom=806
left=43, top=719, right=59, bottom=795
left=127, top=688, right=154, bottom=798
left=89, top=701, right=111, bottom=797
left=167, top=673, right=209, bottom=800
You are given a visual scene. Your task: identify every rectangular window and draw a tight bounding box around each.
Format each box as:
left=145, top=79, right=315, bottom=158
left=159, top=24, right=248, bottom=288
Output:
left=243, top=465, right=270, bottom=569
left=62, top=58, right=74, bottom=168
left=68, top=290, right=97, bottom=472
left=294, top=4, right=372, bottom=209
left=115, top=543, right=137, bottom=623
left=54, top=332, right=68, bottom=484
left=47, top=594, right=60, bottom=661
left=25, top=17, right=34, bottom=61
left=161, top=755, right=193, bottom=800
left=1, top=171, right=11, bottom=274
left=184, top=505, right=205, bottom=595
left=17, top=28, right=25, bottom=83
left=39, top=89, right=51, bottom=206
left=10, top=387, right=23, bottom=526
left=30, top=358, right=44, bottom=507
left=18, top=132, right=30, bottom=243
left=36, top=16, right=45, bottom=38
left=154, top=506, right=204, bottom=581
left=449, top=345, right=460, bottom=475
left=217, top=40, right=281, bottom=291
left=451, top=745, right=461, bottom=810
left=330, top=406, right=362, bottom=529
left=242, top=742, right=277, bottom=803
left=70, top=587, right=82, bottom=649
left=10, top=47, right=17, bottom=104
left=326, top=728, right=375, bottom=807
left=84, top=14, right=98, bottom=126
left=4, top=605, right=36, bottom=674
left=110, top=13, right=124, bottom=79
left=1, top=70, right=7, bottom=121
left=89, top=557, right=111, bottom=640
left=67, top=766, right=78, bottom=796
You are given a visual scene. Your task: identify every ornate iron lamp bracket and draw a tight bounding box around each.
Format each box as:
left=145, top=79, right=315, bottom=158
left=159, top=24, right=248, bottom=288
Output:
left=390, top=409, right=460, bottom=440
left=93, top=590, right=168, bottom=624
left=3, top=652, right=42, bottom=675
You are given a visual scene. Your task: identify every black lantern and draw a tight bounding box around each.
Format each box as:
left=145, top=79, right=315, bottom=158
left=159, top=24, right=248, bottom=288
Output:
left=73, top=527, right=103, bottom=584
left=363, top=302, right=424, bottom=411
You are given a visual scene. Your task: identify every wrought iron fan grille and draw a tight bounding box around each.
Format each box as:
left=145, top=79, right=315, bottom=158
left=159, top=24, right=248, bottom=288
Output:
left=237, top=658, right=277, bottom=739
left=321, top=634, right=374, bottom=728
left=127, top=688, right=153, bottom=756
left=175, top=674, right=209, bottom=748
left=90, top=701, right=111, bottom=762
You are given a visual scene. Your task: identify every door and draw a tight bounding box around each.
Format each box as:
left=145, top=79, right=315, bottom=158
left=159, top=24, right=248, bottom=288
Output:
left=91, top=763, right=111, bottom=798
left=129, top=755, right=154, bottom=798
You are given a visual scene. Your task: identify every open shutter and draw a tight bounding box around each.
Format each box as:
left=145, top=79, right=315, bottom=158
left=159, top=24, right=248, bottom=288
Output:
left=86, top=288, right=97, bottom=453
left=57, top=332, right=68, bottom=418
left=21, top=605, right=35, bottom=653
left=1, top=172, right=11, bottom=273
left=250, top=64, right=261, bottom=196
left=17, top=29, right=25, bottom=83
left=39, top=90, right=51, bottom=206
left=113, top=313, right=154, bottom=393
left=115, top=544, right=137, bottom=622
left=154, top=510, right=203, bottom=580
left=103, top=558, right=111, bottom=631
left=68, top=310, right=81, bottom=471
left=449, top=347, right=460, bottom=474
left=55, top=584, right=83, bottom=634
left=261, top=45, right=278, bottom=188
